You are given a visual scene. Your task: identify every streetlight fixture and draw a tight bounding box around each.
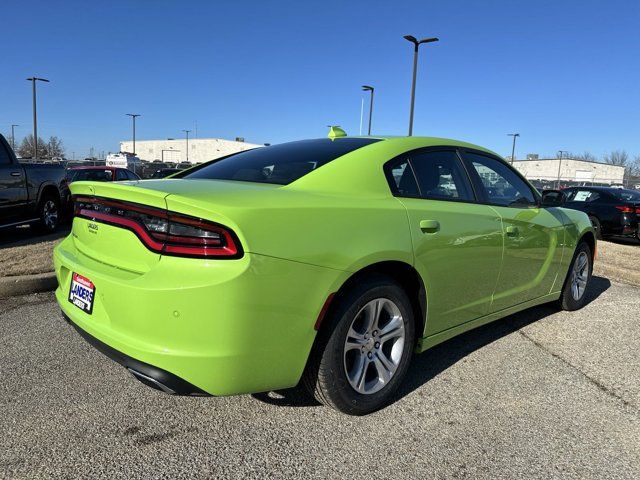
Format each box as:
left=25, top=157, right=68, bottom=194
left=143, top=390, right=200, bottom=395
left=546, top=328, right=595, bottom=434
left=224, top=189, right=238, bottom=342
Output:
left=10, top=124, right=19, bottom=151
left=126, top=113, right=141, bottom=155
left=361, top=85, right=374, bottom=135
left=26, top=77, right=50, bottom=160
left=403, top=35, right=439, bottom=136
left=556, top=150, right=569, bottom=189
left=182, top=129, right=191, bottom=162
left=507, top=133, right=520, bottom=164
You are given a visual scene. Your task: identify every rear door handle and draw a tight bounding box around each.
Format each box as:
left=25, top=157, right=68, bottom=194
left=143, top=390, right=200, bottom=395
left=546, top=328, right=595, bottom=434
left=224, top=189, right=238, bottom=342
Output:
left=506, top=225, right=519, bottom=236
left=10, top=171, right=22, bottom=177
left=420, top=219, right=440, bottom=233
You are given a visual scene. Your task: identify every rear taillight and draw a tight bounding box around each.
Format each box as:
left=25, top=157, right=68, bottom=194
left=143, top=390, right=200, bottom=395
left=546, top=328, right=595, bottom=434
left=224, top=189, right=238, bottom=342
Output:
left=73, top=196, right=242, bottom=258
left=615, top=205, right=634, bottom=213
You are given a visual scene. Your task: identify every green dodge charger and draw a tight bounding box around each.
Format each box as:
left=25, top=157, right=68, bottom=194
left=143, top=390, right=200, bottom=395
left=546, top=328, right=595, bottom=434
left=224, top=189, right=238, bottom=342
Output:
left=55, top=135, right=595, bottom=415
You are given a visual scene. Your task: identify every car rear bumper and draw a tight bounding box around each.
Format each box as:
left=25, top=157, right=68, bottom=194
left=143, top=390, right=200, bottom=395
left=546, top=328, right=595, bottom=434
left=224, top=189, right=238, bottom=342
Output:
left=54, top=234, right=346, bottom=396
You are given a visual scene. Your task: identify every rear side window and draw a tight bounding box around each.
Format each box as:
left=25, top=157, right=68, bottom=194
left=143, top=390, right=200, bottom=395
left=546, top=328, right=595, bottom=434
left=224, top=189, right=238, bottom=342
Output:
left=385, top=150, right=474, bottom=202
left=611, top=189, right=640, bottom=202
left=410, top=151, right=474, bottom=201
left=182, top=138, right=381, bottom=185
left=0, top=142, right=12, bottom=165
left=116, top=169, right=129, bottom=181
left=464, top=152, right=536, bottom=207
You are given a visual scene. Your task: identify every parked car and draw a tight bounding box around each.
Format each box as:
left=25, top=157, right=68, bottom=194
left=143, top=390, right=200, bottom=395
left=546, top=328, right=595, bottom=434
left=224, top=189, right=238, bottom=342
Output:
left=559, top=186, right=639, bottom=240
left=0, top=134, right=69, bottom=232
left=55, top=136, right=595, bottom=415
left=66, top=166, right=140, bottom=183
left=149, top=168, right=181, bottom=179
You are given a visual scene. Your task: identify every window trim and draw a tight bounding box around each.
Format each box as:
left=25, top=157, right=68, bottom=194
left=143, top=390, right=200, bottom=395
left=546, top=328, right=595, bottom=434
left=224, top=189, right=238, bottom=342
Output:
left=383, top=146, right=480, bottom=205
left=458, top=148, right=541, bottom=209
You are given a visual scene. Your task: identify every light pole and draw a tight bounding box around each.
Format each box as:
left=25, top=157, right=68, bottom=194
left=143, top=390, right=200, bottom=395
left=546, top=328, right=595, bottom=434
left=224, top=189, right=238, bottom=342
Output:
left=182, top=129, right=191, bottom=162
left=10, top=124, right=19, bottom=151
left=126, top=113, right=141, bottom=155
left=403, top=35, right=439, bottom=136
left=556, top=150, right=569, bottom=189
left=507, top=133, right=520, bottom=163
left=361, top=85, right=374, bottom=135
left=26, top=77, right=49, bottom=160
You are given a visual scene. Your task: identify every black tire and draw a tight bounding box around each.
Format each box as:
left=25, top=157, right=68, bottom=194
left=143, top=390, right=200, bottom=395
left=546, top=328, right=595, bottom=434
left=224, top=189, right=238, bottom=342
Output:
left=36, top=193, right=60, bottom=233
left=302, top=275, right=415, bottom=415
left=559, top=241, right=593, bottom=311
left=588, top=216, right=602, bottom=240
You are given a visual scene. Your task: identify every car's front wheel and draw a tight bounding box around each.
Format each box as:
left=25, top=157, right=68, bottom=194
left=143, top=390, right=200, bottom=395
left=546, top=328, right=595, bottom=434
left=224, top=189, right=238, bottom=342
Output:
left=303, top=275, right=415, bottom=415
left=559, top=241, right=593, bottom=311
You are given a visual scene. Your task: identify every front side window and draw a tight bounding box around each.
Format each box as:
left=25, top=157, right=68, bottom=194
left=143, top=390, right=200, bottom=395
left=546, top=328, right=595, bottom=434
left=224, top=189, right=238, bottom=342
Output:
left=116, top=169, right=129, bottom=181
left=566, top=190, right=600, bottom=203
left=464, top=152, right=536, bottom=207
left=182, top=138, right=381, bottom=185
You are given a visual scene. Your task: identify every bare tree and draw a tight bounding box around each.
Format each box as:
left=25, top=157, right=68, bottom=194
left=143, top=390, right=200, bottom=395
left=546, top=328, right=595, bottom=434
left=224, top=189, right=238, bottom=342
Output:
left=17, top=134, right=48, bottom=159
left=574, top=151, right=599, bottom=162
left=603, top=150, right=629, bottom=166
left=630, top=155, right=640, bottom=177
left=47, top=136, right=65, bottom=158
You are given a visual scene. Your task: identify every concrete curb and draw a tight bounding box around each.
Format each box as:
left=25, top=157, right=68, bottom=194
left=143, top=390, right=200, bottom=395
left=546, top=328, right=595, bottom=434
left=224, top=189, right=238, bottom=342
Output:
left=0, top=272, right=58, bottom=298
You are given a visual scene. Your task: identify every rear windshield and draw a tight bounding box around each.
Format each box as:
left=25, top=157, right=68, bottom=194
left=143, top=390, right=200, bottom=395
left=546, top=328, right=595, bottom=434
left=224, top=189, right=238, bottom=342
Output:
left=611, top=189, right=640, bottom=202
left=69, top=169, right=113, bottom=182
left=181, top=138, right=381, bottom=185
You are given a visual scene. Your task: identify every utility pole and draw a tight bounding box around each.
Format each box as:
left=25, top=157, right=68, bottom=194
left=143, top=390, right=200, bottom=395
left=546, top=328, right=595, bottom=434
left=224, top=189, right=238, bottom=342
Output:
left=26, top=77, right=50, bottom=160
left=182, top=129, right=191, bottom=162
left=10, top=124, right=19, bottom=151
left=507, top=133, right=520, bottom=164
left=403, top=35, right=439, bottom=136
left=361, top=85, right=374, bottom=135
left=556, top=150, right=569, bottom=189
left=126, top=114, right=141, bottom=155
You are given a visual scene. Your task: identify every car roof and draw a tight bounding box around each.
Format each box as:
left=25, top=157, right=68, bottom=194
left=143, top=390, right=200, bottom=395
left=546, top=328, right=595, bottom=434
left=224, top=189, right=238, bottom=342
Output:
left=69, top=165, right=117, bottom=171
left=354, top=136, right=499, bottom=156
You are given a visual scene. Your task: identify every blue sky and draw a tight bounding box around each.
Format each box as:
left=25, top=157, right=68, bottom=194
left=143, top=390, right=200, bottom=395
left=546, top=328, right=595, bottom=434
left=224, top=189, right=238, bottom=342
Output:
left=1, top=0, right=638, bottom=159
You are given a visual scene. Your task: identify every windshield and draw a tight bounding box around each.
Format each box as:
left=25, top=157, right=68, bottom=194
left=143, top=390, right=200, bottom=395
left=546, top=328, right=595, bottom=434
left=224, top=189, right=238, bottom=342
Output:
left=611, top=189, right=640, bottom=202
left=181, top=138, right=381, bottom=185
left=69, top=169, right=113, bottom=182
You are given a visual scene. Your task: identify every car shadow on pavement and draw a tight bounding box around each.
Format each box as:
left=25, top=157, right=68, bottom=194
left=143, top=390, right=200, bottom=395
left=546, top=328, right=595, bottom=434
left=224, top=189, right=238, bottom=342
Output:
left=252, top=275, right=612, bottom=410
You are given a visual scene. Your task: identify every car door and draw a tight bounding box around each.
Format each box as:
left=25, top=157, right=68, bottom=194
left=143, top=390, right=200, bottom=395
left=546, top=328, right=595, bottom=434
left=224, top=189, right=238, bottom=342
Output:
left=0, top=137, right=27, bottom=221
left=461, top=150, right=565, bottom=311
left=386, top=148, right=503, bottom=336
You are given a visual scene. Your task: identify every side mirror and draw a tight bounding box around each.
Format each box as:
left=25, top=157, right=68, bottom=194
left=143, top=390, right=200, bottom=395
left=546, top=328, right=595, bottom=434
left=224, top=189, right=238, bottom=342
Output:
left=541, top=189, right=566, bottom=207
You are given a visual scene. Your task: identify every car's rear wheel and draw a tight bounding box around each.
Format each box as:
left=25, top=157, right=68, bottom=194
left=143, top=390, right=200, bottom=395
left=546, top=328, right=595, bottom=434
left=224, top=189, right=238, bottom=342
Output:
left=303, top=275, right=415, bottom=415
left=36, top=194, right=60, bottom=233
left=588, top=216, right=602, bottom=240
left=559, top=241, right=592, bottom=311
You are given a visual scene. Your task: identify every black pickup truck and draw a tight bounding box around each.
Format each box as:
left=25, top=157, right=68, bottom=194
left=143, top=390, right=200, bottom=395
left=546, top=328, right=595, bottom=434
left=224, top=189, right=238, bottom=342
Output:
left=0, top=134, right=69, bottom=232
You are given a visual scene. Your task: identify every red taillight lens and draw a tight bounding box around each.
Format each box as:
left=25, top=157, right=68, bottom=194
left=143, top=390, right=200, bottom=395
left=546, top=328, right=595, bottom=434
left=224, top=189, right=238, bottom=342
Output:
left=73, top=196, right=242, bottom=258
left=615, top=205, right=634, bottom=213
left=636, top=207, right=640, bottom=215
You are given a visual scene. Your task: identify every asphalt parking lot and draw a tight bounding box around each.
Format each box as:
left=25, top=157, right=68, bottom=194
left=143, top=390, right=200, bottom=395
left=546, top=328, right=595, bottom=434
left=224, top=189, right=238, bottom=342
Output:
left=1, top=276, right=638, bottom=479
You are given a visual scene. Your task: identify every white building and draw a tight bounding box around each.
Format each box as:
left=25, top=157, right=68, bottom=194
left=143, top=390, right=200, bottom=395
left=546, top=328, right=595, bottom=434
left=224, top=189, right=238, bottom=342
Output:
left=119, top=138, right=262, bottom=164
left=512, top=158, right=625, bottom=185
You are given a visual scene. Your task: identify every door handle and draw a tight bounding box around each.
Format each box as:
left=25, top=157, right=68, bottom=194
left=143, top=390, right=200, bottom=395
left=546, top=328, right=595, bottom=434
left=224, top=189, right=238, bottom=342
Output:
left=10, top=171, right=22, bottom=177
left=506, top=225, right=519, bottom=236
left=420, top=219, right=440, bottom=233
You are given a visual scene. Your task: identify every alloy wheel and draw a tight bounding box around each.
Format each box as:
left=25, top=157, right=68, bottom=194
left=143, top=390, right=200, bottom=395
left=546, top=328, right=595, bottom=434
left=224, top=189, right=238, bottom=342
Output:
left=570, top=251, right=589, bottom=301
left=343, top=298, right=405, bottom=395
left=43, top=200, right=59, bottom=230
